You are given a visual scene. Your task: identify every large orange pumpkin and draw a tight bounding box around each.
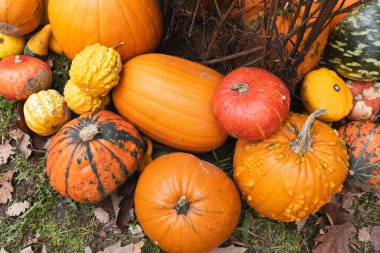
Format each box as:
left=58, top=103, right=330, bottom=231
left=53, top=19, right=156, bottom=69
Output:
left=135, top=152, right=241, bottom=253
left=0, top=0, right=43, bottom=36
left=234, top=109, right=349, bottom=222
left=46, top=110, right=144, bottom=203
left=48, top=0, right=163, bottom=62
left=112, top=53, right=228, bottom=153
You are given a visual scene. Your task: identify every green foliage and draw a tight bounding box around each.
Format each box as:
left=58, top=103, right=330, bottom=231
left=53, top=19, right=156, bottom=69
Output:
left=0, top=97, right=15, bottom=137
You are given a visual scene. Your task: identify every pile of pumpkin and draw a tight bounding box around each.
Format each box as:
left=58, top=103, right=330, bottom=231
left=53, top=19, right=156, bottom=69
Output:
left=0, top=0, right=378, bottom=252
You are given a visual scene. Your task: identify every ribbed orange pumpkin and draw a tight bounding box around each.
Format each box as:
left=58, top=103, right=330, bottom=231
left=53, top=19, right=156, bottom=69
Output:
left=48, top=0, right=163, bottom=62
left=0, top=0, right=43, bottom=36
left=233, top=109, right=349, bottom=222
left=112, top=53, right=228, bottom=153
left=135, top=152, right=241, bottom=253
left=46, top=110, right=144, bottom=203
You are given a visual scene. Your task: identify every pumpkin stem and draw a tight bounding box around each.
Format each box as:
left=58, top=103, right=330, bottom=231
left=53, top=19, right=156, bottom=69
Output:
left=173, top=195, right=191, bottom=215
left=231, top=83, right=249, bottom=94
left=112, top=42, right=125, bottom=49
left=79, top=124, right=100, bottom=142
left=290, top=108, right=326, bottom=153
left=14, top=55, right=22, bottom=63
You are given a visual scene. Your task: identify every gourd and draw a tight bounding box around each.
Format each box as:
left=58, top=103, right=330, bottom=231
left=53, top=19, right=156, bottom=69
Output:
left=234, top=109, right=349, bottom=222
left=301, top=68, right=353, bottom=122
left=46, top=110, right=144, bottom=203
left=135, top=152, right=241, bottom=253
left=49, top=33, right=63, bottom=55
left=24, top=89, right=71, bottom=136
left=0, top=55, right=52, bottom=100
left=48, top=0, right=163, bottom=62
left=24, top=24, right=52, bottom=60
left=0, top=33, right=25, bottom=59
left=212, top=67, right=290, bottom=140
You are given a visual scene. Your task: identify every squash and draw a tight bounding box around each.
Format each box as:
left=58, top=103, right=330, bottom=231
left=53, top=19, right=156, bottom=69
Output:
left=69, top=43, right=122, bottom=96
left=112, top=53, right=228, bottom=153
left=0, top=0, right=43, bottom=36
left=0, top=55, right=52, bottom=100
left=135, top=152, right=241, bottom=253
left=301, top=68, right=353, bottom=122
left=64, top=80, right=110, bottom=115
left=24, top=89, right=71, bottom=136
left=49, top=33, right=62, bottom=55
left=24, top=24, right=52, bottom=60
left=48, top=0, right=163, bottom=62
left=46, top=110, right=144, bottom=203
left=0, top=33, right=25, bottom=59
left=212, top=67, right=290, bottom=140
left=233, top=109, right=349, bottom=222
left=339, top=121, right=380, bottom=190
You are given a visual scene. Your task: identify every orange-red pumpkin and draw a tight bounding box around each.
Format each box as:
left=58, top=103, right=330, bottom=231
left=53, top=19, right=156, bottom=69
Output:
left=0, top=55, right=52, bottom=100
left=339, top=121, right=380, bottom=190
left=46, top=110, right=144, bottom=203
left=112, top=53, right=228, bottom=153
left=212, top=67, right=290, bottom=140
left=234, top=109, right=349, bottom=222
left=0, top=0, right=43, bottom=36
left=48, top=0, right=163, bottom=62
left=135, top=152, right=241, bottom=253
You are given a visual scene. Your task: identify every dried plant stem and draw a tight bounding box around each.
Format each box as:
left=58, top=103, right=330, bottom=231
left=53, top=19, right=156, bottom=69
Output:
left=204, top=46, right=264, bottom=64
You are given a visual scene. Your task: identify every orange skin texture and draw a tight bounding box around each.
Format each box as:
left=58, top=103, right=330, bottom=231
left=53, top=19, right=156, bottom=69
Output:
left=0, top=55, right=52, bottom=100
left=134, top=152, right=241, bottom=253
left=112, top=53, right=228, bottom=153
left=339, top=122, right=380, bottom=190
left=46, top=110, right=144, bottom=203
left=0, top=0, right=43, bottom=36
left=48, top=0, right=163, bottom=62
left=212, top=67, right=290, bottom=140
left=233, top=112, right=349, bottom=222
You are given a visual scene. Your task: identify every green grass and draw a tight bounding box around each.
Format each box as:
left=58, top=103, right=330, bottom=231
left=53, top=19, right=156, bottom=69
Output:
left=0, top=97, right=15, bottom=137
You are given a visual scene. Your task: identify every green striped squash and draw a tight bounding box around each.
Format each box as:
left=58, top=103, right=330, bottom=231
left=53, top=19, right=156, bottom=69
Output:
left=325, top=0, right=380, bottom=81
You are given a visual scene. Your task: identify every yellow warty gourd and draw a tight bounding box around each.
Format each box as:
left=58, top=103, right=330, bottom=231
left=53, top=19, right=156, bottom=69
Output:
left=69, top=43, right=122, bottom=96
left=64, top=80, right=110, bottom=115
left=24, top=89, right=71, bottom=136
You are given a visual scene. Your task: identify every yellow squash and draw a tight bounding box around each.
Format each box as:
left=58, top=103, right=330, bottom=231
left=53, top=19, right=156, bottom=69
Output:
left=24, top=24, right=52, bottom=59
left=49, top=33, right=63, bottom=55
left=0, top=33, right=25, bottom=59
left=24, top=89, right=71, bottom=136
left=69, top=43, right=122, bottom=96
left=301, top=68, right=353, bottom=122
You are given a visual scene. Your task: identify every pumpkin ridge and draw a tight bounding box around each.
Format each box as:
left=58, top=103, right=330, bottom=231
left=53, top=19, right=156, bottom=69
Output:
left=351, top=124, right=379, bottom=171
left=85, top=142, right=106, bottom=198
left=65, top=143, right=81, bottom=197
left=116, top=0, right=137, bottom=56
left=95, top=139, right=130, bottom=177
left=48, top=136, right=73, bottom=153
left=135, top=0, right=161, bottom=44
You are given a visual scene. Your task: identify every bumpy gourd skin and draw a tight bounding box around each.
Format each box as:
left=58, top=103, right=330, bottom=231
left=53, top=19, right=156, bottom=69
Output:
left=69, top=43, right=122, bottom=96
left=24, top=89, right=71, bottom=136
left=64, top=80, right=110, bottom=115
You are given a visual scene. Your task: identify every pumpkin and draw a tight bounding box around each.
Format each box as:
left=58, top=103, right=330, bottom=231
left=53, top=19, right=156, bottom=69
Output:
left=49, top=33, right=62, bottom=55
left=301, top=68, right=353, bottom=122
left=135, top=152, right=241, bottom=253
left=112, top=53, right=228, bottom=153
left=0, top=33, right=25, bottom=59
left=339, top=121, right=380, bottom=190
left=0, top=0, right=43, bottom=36
left=0, top=55, right=52, bottom=100
left=24, top=24, right=52, bottom=60
left=64, top=80, right=110, bottom=115
left=69, top=43, right=122, bottom=96
left=41, top=0, right=49, bottom=25
left=233, top=109, right=349, bottom=222
left=46, top=110, right=144, bottom=203
left=48, top=0, right=163, bottom=62
left=24, top=89, right=71, bottom=136
left=346, top=80, right=380, bottom=122
left=212, top=67, right=290, bottom=140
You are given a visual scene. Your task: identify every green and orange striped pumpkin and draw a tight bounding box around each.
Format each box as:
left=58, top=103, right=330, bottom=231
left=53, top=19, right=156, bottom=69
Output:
left=46, top=110, right=144, bottom=203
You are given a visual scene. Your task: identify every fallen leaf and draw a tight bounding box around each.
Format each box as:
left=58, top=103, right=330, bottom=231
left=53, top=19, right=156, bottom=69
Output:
left=341, top=193, right=355, bottom=214
left=41, top=244, right=47, bottom=253
left=93, top=207, right=110, bottom=224
left=98, top=241, right=133, bottom=253
left=209, top=245, right=247, bottom=253
left=47, top=57, right=54, bottom=68
left=116, top=195, right=134, bottom=228
left=296, top=218, right=308, bottom=232
left=20, top=246, right=34, bottom=253
left=97, top=230, right=107, bottom=238
left=15, top=102, right=31, bottom=135
left=0, top=247, right=9, bottom=253
left=111, top=191, right=123, bottom=220
left=6, top=201, right=30, bottom=216
left=9, top=129, right=32, bottom=158
left=0, top=170, right=14, bottom=204
left=128, top=224, right=143, bottom=235
left=84, top=246, right=93, bottom=253
left=313, top=223, right=357, bottom=253
left=133, top=240, right=145, bottom=253
left=322, top=203, right=352, bottom=225
left=0, top=140, right=15, bottom=165
left=31, top=135, right=51, bottom=152
left=358, top=227, right=371, bottom=242
left=371, top=226, right=380, bottom=252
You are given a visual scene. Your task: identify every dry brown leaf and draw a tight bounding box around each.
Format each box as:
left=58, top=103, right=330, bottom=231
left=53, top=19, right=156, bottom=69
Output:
left=322, top=203, right=352, bottom=225
left=20, top=246, right=34, bottom=253
left=128, top=224, right=143, bottom=235
left=371, top=226, right=380, bottom=252
left=93, top=207, right=110, bottom=224
left=10, top=129, right=32, bottom=158
left=296, top=218, right=308, bottom=232
left=84, top=246, right=93, bottom=253
left=358, top=227, right=371, bottom=242
left=111, top=191, right=123, bottom=220
left=313, top=223, right=357, bottom=253
left=133, top=240, right=145, bottom=253
left=0, top=140, right=15, bottom=165
left=116, top=196, right=134, bottom=228
left=97, top=230, right=107, bottom=238
left=209, top=245, right=247, bottom=253
left=6, top=201, right=30, bottom=216
left=41, top=244, right=48, bottom=253
left=0, top=247, right=9, bottom=253
left=0, top=170, right=14, bottom=204
left=97, top=241, right=134, bottom=253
